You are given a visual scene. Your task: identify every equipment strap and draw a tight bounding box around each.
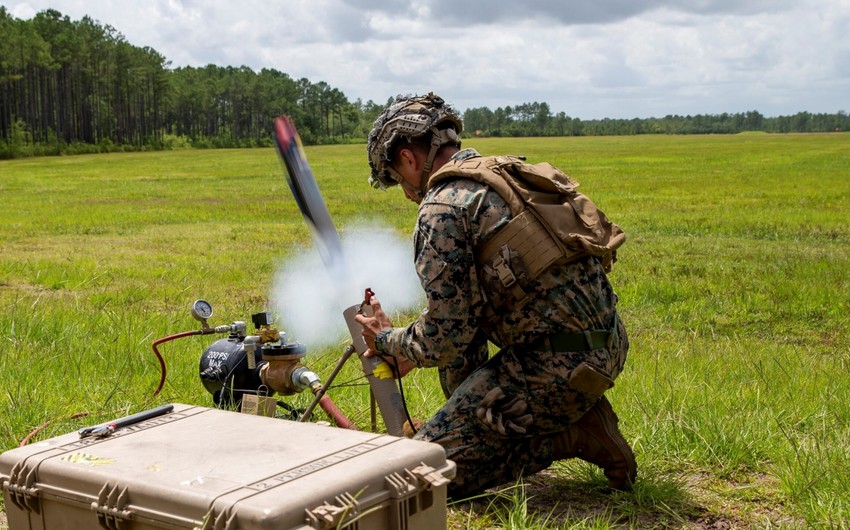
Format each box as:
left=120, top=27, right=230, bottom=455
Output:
left=530, top=330, right=612, bottom=353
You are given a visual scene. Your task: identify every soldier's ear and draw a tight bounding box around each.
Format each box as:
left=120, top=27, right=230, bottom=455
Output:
left=395, top=147, right=423, bottom=180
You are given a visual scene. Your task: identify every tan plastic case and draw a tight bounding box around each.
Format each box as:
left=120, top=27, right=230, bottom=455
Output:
left=1, top=404, right=455, bottom=530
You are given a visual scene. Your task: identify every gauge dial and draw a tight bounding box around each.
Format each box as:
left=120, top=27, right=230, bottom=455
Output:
left=191, top=299, right=213, bottom=321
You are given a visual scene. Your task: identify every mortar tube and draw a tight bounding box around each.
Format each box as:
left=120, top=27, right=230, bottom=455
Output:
left=343, top=304, right=407, bottom=437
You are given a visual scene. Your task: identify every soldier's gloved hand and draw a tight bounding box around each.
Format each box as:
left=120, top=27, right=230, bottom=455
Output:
left=476, top=387, right=534, bottom=435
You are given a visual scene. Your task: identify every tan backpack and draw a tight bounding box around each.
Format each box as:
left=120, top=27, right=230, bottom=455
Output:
left=427, top=155, right=625, bottom=309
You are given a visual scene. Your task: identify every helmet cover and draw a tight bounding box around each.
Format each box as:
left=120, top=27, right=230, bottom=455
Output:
left=367, top=92, right=463, bottom=189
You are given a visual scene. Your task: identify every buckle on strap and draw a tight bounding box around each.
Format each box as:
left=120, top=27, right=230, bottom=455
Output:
left=490, top=251, right=528, bottom=306
left=492, top=254, right=517, bottom=288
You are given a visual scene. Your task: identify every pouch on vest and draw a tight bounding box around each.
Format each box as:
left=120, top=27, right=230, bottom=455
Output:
left=427, top=155, right=625, bottom=313
left=492, top=157, right=625, bottom=272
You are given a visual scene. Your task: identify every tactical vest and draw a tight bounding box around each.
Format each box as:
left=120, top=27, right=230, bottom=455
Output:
left=426, top=155, right=625, bottom=311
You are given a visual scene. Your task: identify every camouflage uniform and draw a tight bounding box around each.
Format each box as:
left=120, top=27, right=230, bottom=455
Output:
left=380, top=148, right=629, bottom=497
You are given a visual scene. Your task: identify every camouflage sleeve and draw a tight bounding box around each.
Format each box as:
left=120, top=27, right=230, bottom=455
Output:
left=383, top=201, right=487, bottom=368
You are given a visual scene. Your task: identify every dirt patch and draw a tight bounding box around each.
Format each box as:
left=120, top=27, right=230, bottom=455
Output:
left=0, top=510, right=8, bottom=530
left=447, top=466, right=802, bottom=529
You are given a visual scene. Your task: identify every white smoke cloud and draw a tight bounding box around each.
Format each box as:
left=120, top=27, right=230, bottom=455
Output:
left=270, top=222, right=422, bottom=348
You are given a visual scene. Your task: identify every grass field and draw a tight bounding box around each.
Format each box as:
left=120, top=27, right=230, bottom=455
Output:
left=1, top=133, right=848, bottom=529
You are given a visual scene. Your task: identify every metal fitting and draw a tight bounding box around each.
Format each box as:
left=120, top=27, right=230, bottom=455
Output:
left=259, top=345, right=311, bottom=396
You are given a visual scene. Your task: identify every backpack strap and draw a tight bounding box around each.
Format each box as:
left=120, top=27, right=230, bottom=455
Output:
left=427, top=156, right=528, bottom=217
left=425, top=154, right=625, bottom=321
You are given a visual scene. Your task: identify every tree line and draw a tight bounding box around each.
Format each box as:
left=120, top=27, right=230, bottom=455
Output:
left=463, top=103, right=849, bottom=137
left=1, top=8, right=847, bottom=159
left=0, top=8, right=384, bottom=158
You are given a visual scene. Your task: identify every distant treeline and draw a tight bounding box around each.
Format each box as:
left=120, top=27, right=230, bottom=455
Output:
left=1, top=8, right=847, bottom=159
left=463, top=103, right=849, bottom=137
left=0, top=8, right=384, bottom=159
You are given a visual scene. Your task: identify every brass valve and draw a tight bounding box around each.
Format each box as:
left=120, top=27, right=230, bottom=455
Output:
left=258, top=342, right=315, bottom=396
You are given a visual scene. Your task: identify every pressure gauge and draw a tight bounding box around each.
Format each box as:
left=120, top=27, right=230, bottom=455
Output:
left=191, top=299, right=214, bottom=322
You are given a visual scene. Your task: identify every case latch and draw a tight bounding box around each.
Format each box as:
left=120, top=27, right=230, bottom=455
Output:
left=91, top=482, right=133, bottom=530
left=409, top=463, right=451, bottom=489
left=200, top=505, right=239, bottom=530
left=4, top=461, right=41, bottom=514
left=304, top=491, right=362, bottom=530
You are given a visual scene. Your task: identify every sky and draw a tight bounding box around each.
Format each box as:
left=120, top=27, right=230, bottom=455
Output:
left=5, top=0, right=850, bottom=120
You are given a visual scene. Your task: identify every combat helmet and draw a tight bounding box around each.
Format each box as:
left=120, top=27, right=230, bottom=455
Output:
left=367, top=92, right=463, bottom=191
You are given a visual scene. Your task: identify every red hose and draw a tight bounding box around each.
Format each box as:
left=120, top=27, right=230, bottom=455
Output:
left=152, top=330, right=203, bottom=396
left=318, top=395, right=358, bottom=430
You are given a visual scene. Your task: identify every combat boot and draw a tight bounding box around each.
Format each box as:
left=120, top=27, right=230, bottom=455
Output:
left=552, top=395, right=637, bottom=491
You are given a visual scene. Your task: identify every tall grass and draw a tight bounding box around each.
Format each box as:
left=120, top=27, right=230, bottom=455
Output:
left=1, top=133, right=848, bottom=528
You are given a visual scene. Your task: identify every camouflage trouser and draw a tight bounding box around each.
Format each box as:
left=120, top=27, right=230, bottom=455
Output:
left=413, top=317, right=629, bottom=498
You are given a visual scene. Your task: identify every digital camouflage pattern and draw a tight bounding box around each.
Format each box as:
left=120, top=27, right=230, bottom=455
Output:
left=381, top=149, right=628, bottom=497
